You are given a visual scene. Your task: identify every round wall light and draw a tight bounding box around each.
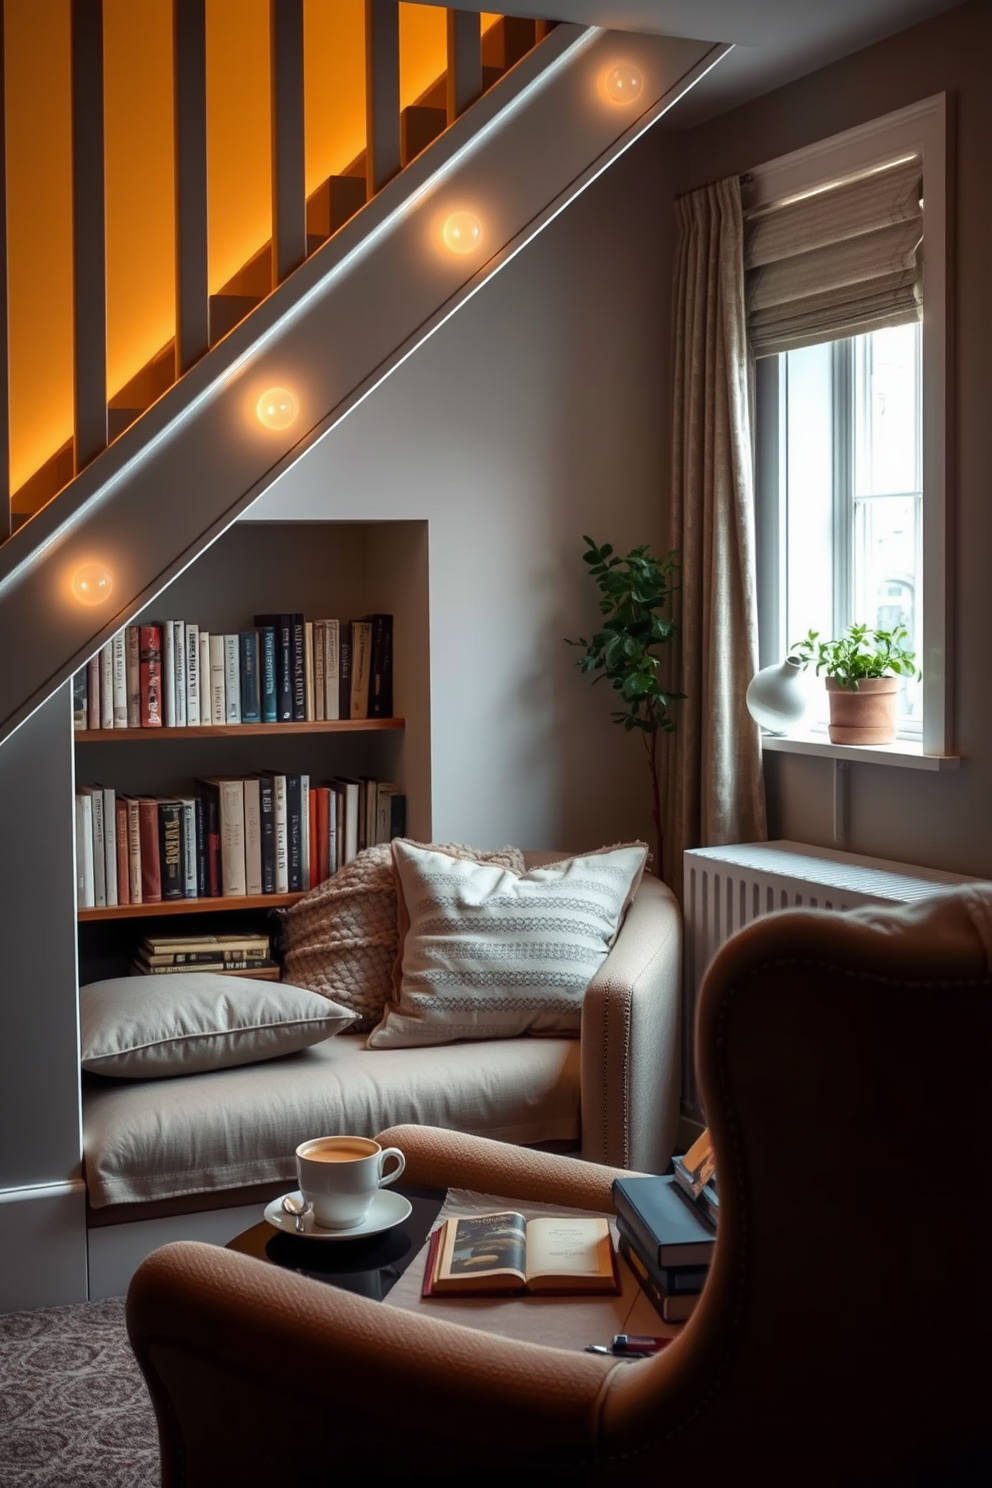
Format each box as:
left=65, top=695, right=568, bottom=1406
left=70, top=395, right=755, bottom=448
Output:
left=442, top=211, right=483, bottom=255
left=256, top=387, right=299, bottom=430
left=604, top=64, right=644, bottom=103
left=70, top=561, right=114, bottom=607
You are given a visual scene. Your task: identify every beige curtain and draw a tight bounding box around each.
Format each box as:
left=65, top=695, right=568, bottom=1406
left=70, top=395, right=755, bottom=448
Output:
left=661, top=176, right=766, bottom=900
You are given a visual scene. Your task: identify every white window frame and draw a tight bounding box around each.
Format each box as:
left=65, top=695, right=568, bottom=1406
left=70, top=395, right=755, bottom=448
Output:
left=749, top=94, right=954, bottom=766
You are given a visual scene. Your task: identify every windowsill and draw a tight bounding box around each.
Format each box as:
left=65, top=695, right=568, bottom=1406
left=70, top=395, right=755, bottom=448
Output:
left=760, top=731, right=960, bottom=771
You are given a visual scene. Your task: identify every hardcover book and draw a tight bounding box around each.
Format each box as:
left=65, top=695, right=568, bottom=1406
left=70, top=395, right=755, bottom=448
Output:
left=611, top=1174, right=715, bottom=1271
left=253, top=614, right=293, bottom=720
left=322, top=619, right=340, bottom=721
left=111, top=630, right=128, bottom=729
left=291, top=613, right=306, bottom=721
left=349, top=619, right=372, bottom=720
left=162, top=622, right=177, bottom=727
left=337, top=621, right=352, bottom=723
left=185, top=623, right=201, bottom=727
left=137, top=797, right=163, bottom=904
left=258, top=775, right=276, bottom=893
left=172, top=620, right=187, bottom=726
left=618, top=1234, right=701, bottom=1324
left=423, top=1211, right=619, bottom=1297
left=115, top=798, right=130, bottom=906
left=87, top=654, right=101, bottom=730
left=198, top=631, right=212, bottom=724
left=257, top=626, right=278, bottom=723
left=223, top=635, right=242, bottom=724
left=157, top=800, right=185, bottom=901
left=125, top=625, right=141, bottom=727
left=367, top=612, right=394, bottom=718
left=209, top=634, right=226, bottom=724
left=139, top=625, right=163, bottom=728
left=243, top=777, right=263, bottom=895
left=239, top=632, right=261, bottom=724
left=73, top=667, right=88, bottom=732
left=99, top=642, right=114, bottom=730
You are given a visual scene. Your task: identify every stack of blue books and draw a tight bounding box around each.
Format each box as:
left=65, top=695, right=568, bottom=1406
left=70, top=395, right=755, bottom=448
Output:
left=612, top=1160, right=717, bottom=1323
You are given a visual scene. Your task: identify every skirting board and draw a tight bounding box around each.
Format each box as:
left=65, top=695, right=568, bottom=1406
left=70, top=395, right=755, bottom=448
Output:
left=0, top=1181, right=88, bottom=1314
left=87, top=1202, right=274, bottom=1301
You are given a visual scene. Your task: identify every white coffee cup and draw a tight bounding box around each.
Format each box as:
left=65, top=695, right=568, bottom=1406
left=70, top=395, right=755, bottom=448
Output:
left=296, top=1135, right=406, bottom=1230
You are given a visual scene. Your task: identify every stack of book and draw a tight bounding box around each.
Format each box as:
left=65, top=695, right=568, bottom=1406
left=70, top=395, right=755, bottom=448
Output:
left=131, top=933, right=277, bottom=979
left=73, top=612, right=393, bottom=730
left=74, top=774, right=406, bottom=908
left=612, top=1131, right=718, bottom=1323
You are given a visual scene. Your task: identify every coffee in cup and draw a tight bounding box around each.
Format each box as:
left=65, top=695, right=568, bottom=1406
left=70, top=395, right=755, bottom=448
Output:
left=296, top=1135, right=405, bottom=1230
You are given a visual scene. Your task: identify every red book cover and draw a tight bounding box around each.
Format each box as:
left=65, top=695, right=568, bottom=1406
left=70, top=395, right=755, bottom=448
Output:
left=115, top=798, right=130, bottom=906
left=137, top=797, right=162, bottom=903
left=308, top=787, right=319, bottom=889
left=139, top=625, right=163, bottom=727
left=315, top=787, right=330, bottom=886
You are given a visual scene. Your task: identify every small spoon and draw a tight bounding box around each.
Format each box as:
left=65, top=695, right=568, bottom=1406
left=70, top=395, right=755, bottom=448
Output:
left=282, top=1194, right=310, bottom=1234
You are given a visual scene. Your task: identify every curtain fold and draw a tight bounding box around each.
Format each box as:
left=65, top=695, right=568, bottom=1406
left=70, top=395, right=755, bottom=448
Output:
left=661, top=176, right=766, bottom=901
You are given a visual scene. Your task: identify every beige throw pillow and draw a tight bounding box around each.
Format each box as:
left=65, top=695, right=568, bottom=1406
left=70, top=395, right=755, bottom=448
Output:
left=366, top=840, right=648, bottom=1049
left=80, top=973, right=355, bottom=1079
left=279, top=841, right=526, bottom=1032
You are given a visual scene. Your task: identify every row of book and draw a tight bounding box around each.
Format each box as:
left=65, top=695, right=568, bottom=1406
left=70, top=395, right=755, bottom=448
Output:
left=73, top=613, right=393, bottom=730
left=74, top=774, right=406, bottom=909
left=611, top=1131, right=718, bottom=1324
left=130, top=932, right=278, bottom=979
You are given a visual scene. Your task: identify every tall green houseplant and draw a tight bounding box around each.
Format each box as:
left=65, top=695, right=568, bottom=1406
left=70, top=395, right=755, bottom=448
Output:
left=566, top=536, right=681, bottom=879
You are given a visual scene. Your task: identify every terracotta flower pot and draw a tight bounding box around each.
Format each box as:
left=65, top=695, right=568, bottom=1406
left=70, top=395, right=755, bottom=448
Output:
left=825, top=676, right=900, bottom=744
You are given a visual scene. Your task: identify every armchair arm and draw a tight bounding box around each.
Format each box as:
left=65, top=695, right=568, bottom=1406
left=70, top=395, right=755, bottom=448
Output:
left=579, top=874, right=681, bottom=1172
left=127, top=1240, right=624, bottom=1484
left=374, top=1123, right=635, bottom=1207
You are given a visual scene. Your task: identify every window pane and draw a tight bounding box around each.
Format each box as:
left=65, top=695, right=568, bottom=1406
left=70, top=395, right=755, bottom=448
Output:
left=784, top=342, right=834, bottom=651
left=854, top=493, right=922, bottom=721
left=854, top=323, right=921, bottom=497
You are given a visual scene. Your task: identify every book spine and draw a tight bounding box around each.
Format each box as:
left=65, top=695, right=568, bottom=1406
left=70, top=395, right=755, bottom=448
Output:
left=172, top=621, right=187, bottom=725
left=239, top=633, right=261, bottom=724
left=87, top=654, right=101, bottom=730
left=111, top=631, right=128, bottom=729
left=218, top=779, right=246, bottom=895
left=73, top=668, right=88, bottom=732
left=258, top=775, right=275, bottom=893
left=291, top=614, right=306, bottom=721
left=158, top=800, right=185, bottom=901
left=277, top=617, right=293, bottom=720
left=126, top=797, right=142, bottom=903
left=138, top=798, right=162, bottom=903
left=134, top=958, right=275, bottom=975
left=198, top=631, right=212, bottom=724
left=349, top=620, right=371, bottom=720
left=115, top=798, right=130, bottom=906
left=162, top=623, right=177, bottom=727
left=139, top=625, right=163, bottom=727
left=179, top=799, right=197, bottom=897
left=74, top=794, right=95, bottom=908
left=308, top=782, right=319, bottom=889
left=315, top=786, right=330, bottom=885
left=338, top=621, right=352, bottom=723
left=88, top=789, right=107, bottom=906
left=199, top=783, right=221, bottom=897
left=185, top=622, right=200, bottom=727
left=100, top=643, right=114, bottom=730
left=328, top=786, right=338, bottom=873
left=313, top=622, right=325, bottom=721
left=125, top=625, right=141, bottom=727
left=258, top=627, right=278, bottom=723
left=243, top=777, right=263, bottom=895
left=300, top=774, right=311, bottom=890
left=271, top=774, right=288, bottom=892
left=102, top=786, right=117, bottom=907
left=323, top=619, right=340, bottom=720
left=224, top=635, right=242, bottom=723
left=389, top=792, right=406, bottom=841
left=209, top=634, right=226, bottom=724
left=285, top=773, right=303, bottom=891
left=368, top=613, right=393, bottom=718
left=194, top=794, right=207, bottom=897
left=617, top=1236, right=699, bottom=1323
left=303, top=620, right=315, bottom=722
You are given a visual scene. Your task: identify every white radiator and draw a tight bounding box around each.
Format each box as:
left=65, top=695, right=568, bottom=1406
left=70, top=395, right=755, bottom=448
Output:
left=681, top=840, right=977, bottom=1117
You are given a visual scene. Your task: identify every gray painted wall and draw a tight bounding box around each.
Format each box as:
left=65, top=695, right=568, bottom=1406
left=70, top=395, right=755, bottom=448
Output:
left=666, top=0, right=991, bottom=878
left=250, top=126, right=681, bottom=860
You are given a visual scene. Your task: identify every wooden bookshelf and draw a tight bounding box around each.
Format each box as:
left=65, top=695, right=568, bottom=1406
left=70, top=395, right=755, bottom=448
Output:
left=78, top=892, right=305, bottom=922
left=75, top=719, right=404, bottom=742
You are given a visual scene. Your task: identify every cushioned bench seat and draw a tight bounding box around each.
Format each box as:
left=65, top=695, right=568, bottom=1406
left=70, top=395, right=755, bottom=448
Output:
left=83, top=1033, right=581, bottom=1209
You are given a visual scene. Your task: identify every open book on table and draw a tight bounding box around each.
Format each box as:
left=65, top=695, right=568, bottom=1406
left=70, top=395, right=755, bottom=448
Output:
left=422, top=1210, right=619, bottom=1298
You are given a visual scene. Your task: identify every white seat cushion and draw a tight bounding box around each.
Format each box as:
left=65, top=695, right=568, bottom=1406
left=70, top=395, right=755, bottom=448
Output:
left=83, top=1033, right=580, bottom=1207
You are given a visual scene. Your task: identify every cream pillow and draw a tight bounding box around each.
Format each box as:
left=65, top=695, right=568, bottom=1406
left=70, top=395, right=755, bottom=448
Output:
left=80, top=973, right=355, bottom=1079
left=367, top=841, right=648, bottom=1049
left=279, top=841, right=526, bottom=1032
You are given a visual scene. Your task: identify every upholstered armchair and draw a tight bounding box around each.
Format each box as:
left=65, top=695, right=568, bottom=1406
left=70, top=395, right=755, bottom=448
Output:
left=127, top=886, right=992, bottom=1486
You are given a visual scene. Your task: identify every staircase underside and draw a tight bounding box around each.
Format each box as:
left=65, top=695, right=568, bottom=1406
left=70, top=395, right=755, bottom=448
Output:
left=0, top=24, right=725, bottom=750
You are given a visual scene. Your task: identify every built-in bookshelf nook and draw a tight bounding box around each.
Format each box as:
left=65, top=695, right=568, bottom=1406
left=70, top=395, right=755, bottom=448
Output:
left=73, top=517, right=429, bottom=982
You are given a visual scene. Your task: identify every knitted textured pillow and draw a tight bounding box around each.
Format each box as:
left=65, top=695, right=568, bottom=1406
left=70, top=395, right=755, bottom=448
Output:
left=278, top=842, right=526, bottom=1033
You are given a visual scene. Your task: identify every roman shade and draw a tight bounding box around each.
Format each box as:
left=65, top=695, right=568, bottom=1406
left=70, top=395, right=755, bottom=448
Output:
left=744, top=154, right=923, bottom=356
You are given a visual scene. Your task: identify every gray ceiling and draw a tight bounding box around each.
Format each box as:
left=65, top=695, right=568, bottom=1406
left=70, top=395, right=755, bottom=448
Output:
left=429, top=1, right=965, bottom=126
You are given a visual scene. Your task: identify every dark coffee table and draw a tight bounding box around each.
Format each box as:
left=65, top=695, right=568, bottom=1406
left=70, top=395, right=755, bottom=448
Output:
left=225, top=1184, right=446, bottom=1301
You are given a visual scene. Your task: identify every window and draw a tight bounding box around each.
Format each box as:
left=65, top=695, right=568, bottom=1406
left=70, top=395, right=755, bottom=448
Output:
left=747, top=95, right=950, bottom=759
left=759, top=323, right=923, bottom=735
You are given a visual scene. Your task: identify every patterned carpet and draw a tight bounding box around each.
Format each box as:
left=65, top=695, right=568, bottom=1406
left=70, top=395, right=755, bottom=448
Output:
left=0, top=1298, right=159, bottom=1488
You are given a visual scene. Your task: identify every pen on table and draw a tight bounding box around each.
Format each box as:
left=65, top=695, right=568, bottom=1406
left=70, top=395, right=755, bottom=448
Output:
left=584, top=1334, right=671, bottom=1357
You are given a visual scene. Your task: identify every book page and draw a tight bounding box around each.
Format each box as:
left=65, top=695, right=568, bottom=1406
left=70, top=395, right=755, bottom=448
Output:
left=436, top=1211, right=527, bottom=1285
left=524, top=1217, right=614, bottom=1287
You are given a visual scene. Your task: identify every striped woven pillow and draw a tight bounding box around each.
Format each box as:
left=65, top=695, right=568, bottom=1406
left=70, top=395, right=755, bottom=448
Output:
left=366, top=840, right=647, bottom=1049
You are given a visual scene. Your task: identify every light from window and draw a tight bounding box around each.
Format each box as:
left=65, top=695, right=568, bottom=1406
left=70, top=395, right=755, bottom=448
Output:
left=773, top=322, right=922, bottom=733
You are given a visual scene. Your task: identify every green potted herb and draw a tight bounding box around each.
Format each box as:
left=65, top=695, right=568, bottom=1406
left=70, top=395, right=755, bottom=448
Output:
left=566, top=537, right=681, bottom=877
left=791, top=623, right=918, bottom=744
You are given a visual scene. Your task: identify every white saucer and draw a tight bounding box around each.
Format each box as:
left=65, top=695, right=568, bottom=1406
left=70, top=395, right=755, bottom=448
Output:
left=263, top=1188, right=413, bottom=1241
